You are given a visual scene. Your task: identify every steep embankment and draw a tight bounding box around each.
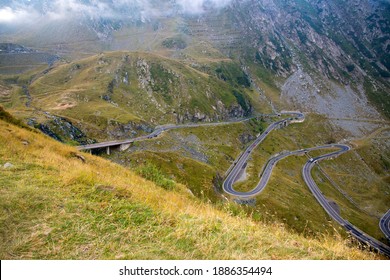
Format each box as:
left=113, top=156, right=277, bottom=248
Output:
left=0, top=107, right=380, bottom=259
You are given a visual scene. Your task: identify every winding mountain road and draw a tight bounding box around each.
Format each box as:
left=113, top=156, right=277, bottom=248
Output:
left=380, top=210, right=390, bottom=240
left=77, top=115, right=272, bottom=151
left=222, top=113, right=390, bottom=257
left=303, top=148, right=390, bottom=257
left=222, top=112, right=305, bottom=192
left=223, top=144, right=346, bottom=198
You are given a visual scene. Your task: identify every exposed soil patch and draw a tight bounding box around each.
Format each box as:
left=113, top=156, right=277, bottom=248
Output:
left=235, top=166, right=248, bottom=183
left=52, top=102, right=77, bottom=110
left=0, top=84, right=11, bottom=97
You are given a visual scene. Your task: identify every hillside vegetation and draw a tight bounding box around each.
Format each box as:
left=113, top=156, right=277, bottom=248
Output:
left=109, top=114, right=390, bottom=243
left=0, top=108, right=381, bottom=259
left=1, top=51, right=262, bottom=143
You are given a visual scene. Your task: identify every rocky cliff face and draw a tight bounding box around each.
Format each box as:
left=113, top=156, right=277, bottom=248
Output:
left=221, top=0, right=390, bottom=118
left=175, top=0, right=386, bottom=136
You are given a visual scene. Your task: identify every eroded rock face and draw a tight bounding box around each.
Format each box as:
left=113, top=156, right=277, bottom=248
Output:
left=191, top=0, right=389, bottom=132
left=239, top=133, right=256, bottom=145
left=281, top=68, right=383, bottom=137
left=106, top=120, right=153, bottom=139
left=227, top=0, right=389, bottom=81
left=29, top=114, right=94, bottom=144
left=133, top=58, right=252, bottom=124
left=174, top=101, right=249, bottom=124
left=137, top=59, right=153, bottom=96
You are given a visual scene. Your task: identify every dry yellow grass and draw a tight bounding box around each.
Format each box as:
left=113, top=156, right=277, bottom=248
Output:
left=0, top=117, right=383, bottom=259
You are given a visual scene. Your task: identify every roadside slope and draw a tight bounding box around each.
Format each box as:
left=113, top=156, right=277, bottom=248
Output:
left=0, top=109, right=381, bottom=259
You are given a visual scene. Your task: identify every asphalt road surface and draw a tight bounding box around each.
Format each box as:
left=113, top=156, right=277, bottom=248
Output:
left=380, top=210, right=390, bottom=240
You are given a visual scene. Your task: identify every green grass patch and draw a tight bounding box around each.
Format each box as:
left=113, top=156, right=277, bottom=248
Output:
left=363, top=79, right=390, bottom=119
left=136, top=163, right=175, bottom=190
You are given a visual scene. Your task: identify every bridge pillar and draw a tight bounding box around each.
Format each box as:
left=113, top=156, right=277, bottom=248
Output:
left=107, top=146, right=110, bottom=155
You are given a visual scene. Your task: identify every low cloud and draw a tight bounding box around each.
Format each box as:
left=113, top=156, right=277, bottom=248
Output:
left=175, top=0, right=233, bottom=14
left=0, top=0, right=234, bottom=25
left=0, top=6, right=36, bottom=23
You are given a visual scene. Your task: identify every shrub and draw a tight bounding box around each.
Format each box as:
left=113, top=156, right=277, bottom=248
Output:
left=136, top=163, right=175, bottom=190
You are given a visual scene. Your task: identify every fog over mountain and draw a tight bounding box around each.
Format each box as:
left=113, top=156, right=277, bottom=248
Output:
left=0, top=0, right=235, bottom=24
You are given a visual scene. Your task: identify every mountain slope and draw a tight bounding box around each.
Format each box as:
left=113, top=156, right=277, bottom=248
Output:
left=0, top=1, right=389, bottom=259
left=2, top=51, right=262, bottom=143
left=0, top=107, right=381, bottom=259
left=1, top=1, right=388, bottom=121
left=223, top=0, right=390, bottom=118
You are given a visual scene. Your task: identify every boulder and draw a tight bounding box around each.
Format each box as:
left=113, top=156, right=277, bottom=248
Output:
left=3, top=162, right=14, bottom=169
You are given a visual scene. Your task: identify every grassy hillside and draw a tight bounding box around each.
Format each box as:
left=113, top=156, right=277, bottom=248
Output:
left=0, top=51, right=262, bottom=143
left=108, top=113, right=389, bottom=243
left=106, top=120, right=262, bottom=202
left=0, top=108, right=381, bottom=259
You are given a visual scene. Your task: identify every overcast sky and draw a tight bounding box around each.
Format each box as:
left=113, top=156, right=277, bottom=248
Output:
left=0, top=0, right=234, bottom=24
